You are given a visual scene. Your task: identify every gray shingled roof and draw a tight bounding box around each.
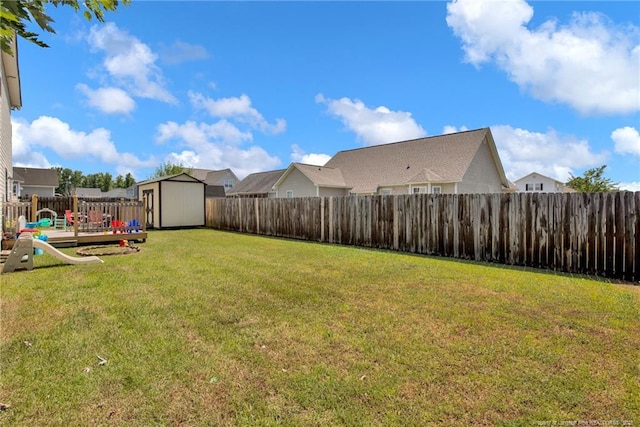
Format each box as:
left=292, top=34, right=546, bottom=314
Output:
left=228, top=169, right=286, bottom=195
left=75, top=187, right=103, bottom=198
left=13, top=167, right=58, bottom=187
left=291, top=163, right=349, bottom=188
left=137, top=173, right=203, bottom=186
left=324, top=127, right=506, bottom=193
left=191, top=168, right=238, bottom=186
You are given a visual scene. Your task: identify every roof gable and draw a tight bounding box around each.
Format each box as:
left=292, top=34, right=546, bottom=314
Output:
left=190, top=168, right=239, bottom=185
left=228, top=169, right=286, bottom=195
left=274, top=163, right=348, bottom=189
left=514, top=172, right=565, bottom=185
left=324, top=128, right=508, bottom=193
left=137, top=173, right=204, bottom=185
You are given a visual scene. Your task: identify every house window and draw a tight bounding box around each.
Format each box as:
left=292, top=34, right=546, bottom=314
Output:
left=380, top=188, right=393, bottom=196
left=525, top=183, right=543, bottom=191
left=412, top=187, right=427, bottom=194
left=286, top=190, right=293, bottom=198
left=535, top=183, right=543, bottom=191
left=223, top=179, right=234, bottom=189
left=432, top=186, right=442, bottom=194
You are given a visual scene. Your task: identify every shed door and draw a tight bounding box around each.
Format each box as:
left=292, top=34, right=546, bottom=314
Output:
left=143, top=189, right=154, bottom=228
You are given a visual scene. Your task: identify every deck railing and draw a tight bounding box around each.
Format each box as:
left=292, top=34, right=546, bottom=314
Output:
left=1, top=201, right=32, bottom=238
left=1, top=195, right=145, bottom=240
left=77, top=200, right=145, bottom=234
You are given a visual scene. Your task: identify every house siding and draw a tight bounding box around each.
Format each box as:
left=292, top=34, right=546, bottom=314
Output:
left=515, top=173, right=564, bottom=193
left=319, top=187, right=348, bottom=197
left=218, top=170, right=239, bottom=190
left=457, top=137, right=503, bottom=194
left=377, top=185, right=406, bottom=195
left=277, top=168, right=317, bottom=197
left=0, top=58, right=12, bottom=202
left=21, top=185, right=55, bottom=197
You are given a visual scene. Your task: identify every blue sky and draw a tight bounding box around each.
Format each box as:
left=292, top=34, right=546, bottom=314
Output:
left=11, top=0, right=640, bottom=189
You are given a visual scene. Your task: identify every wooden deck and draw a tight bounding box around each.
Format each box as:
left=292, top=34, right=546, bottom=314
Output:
left=2, top=197, right=148, bottom=249
left=4, top=229, right=147, bottom=249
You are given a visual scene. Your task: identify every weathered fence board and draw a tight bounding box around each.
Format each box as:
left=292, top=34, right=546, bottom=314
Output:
left=206, top=192, right=639, bottom=282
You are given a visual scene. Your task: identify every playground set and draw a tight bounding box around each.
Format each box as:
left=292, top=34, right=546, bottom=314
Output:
left=2, top=229, right=103, bottom=273
left=2, top=196, right=147, bottom=250
left=2, top=215, right=102, bottom=273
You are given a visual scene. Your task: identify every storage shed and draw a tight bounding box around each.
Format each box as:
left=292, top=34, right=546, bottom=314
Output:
left=137, top=173, right=205, bottom=229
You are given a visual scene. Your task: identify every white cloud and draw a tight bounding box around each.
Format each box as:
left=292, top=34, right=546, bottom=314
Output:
left=156, top=120, right=253, bottom=146
left=189, top=92, right=286, bottom=134
left=316, top=94, right=427, bottom=146
left=155, top=120, right=281, bottom=179
left=158, top=41, right=209, bottom=65
left=291, top=144, right=331, bottom=166
left=619, top=182, right=640, bottom=191
left=442, top=125, right=468, bottom=135
left=491, top=125, right=608, bottom=182
left=87, top=23, right=177, bottom=104
left=611, top=126, right=640, bottom=157
left=12, top=116, right=156, bottom=171
left=76, top=83, right=136, bottom=114
left=446, top=0, right=640, bottom=115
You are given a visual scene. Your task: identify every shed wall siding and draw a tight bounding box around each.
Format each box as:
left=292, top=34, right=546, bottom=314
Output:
left=160, top=181, right=204, bottom=227
left=138, top=182, right=160, bottom=228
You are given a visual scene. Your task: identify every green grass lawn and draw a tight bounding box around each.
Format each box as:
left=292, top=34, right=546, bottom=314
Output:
left=1, top=229, right=639, bottom=426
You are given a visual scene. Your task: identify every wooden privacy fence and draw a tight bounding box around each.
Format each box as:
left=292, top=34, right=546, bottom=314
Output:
left=207, top=192, right=639, bottom=282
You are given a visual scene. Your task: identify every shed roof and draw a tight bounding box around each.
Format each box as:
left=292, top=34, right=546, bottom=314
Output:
left=137, top=173, right=204, bottom=186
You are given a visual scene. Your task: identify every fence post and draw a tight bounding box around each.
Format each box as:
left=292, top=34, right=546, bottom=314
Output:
left=255, top=198, right=260, bottom=234
left=73, top=195, right=79, bottom=237
left=31, top=194, right=38, bottom=221
left=393, top=195, right=399, bottom=251
left=320, top=197, right=325, bottom=242
left=328, top=197, right=334, bottom=243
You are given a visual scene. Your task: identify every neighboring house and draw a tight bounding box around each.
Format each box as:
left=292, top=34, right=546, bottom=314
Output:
left=190, top=168, right=240, bottom=196
left=227, top=169, right=286, bottom=198
left=274, top=163, right=350, bottom=198
left=514, top=172, right=572, bottom=193
left=1, top=34, right=22, bottom=203
left=13, top=167, right=58, bottom=198
left=274, top=127, right=510, bottom=198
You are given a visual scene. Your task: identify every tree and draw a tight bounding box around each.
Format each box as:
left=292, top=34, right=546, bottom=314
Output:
left=123, top=172, right=135, bottom=188
left=566, top=165, right=619, bottom=193
left=1, top=0, right=130, bottom=54
left=149, top=162, right=192, bottom=180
